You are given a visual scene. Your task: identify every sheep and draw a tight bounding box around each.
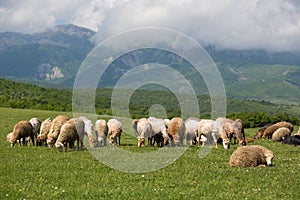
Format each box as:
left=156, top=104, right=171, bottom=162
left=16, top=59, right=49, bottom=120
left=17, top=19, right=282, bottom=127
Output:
left=196, top=119, right=229, bottom=149
left=36, top=118, right=52, bottom=146
left=262, top=121, right=293, bottom=139
left=167, top=117, right=185, bottom=146
left=282, top=135, right=300, bottom=146
left=272, top=127, right=291, bottom=142
left=133, top=118, right=154, bottom=147
left=148, top=117, right=170, bottom=146
left=79, top=116, right=96, bottom=148
left=6, top=132, right=13, bottom=143
left=295, top=127, right=300, bottom=136
left=253, top=127, right=267, bottom=139
left=55, top=118, right=85, bottom=152
left=95, top=119, right=108, bottom=147
left=107, top=119, right=122, bottom=146
left=217, top=117, right=246, bottom=147
left=229, top=145, right=274, bottom=167
left=10, top=120, right=34, bottom=147
left=46, top=115, right=70, bottom=147
left=29, top=117, right=42, bottom=140
left=184, top=117, right=200, bottom=145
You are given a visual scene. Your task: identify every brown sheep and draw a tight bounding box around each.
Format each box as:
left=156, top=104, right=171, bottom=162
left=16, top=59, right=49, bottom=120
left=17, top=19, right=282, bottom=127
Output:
left=229, top=145, right=274, bottom=167
left=107, top=119, right=122, bottom=146
left=47, top=115, right=70, bottom=147
left=10, top=121, right=34, bottom=147
left=167, top=117, right=185, bottom=146
left=262, top=121, right=293, bottom=139
left=271, top=127, right=291, bottom=142
left=253, top=127, right=268, bottom=139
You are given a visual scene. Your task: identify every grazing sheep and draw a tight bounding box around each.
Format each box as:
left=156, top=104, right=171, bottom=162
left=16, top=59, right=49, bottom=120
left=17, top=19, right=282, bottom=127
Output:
left=184, top=117, right=200, bottom=145
left=282, top=135, right=300, bottom=146
left=79, top=116, right=96, bottom=148
left=272, top=127, right=291, bottom=142
left=6, top=132, right=13, bottom=143
left=55, top=118, right=85, bottom=152
left=10, top=121, right=34, bottom=147
left=29, top=117, right=42, bottom=140
left=229, top=145, right=274, bottom=167
left=167, top=117, right=185, bottom=146
left=107, top=119, right=122, bottom=146
left=196, top=119, right=228, bottom=149
left=148, top=117, right=169, bottom=146
left=47, top=115, right=70, bottom=147
left=133, top=118, right=154, bottom=147
left=36, top=118, right=52, bottom=146
left=262, top=121, right=293, bottom=139
left=95, top=119, right=108, bottom=147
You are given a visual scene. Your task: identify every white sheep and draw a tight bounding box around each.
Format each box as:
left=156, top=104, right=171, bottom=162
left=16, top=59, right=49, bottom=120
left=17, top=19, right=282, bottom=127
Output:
left=6, top=132, right=13, bottom=143
left=29, top=117, right=42, bottom=140
left=167, top=117, right=186, bottom=146
left=229, top=145, right=274, bottom=167
left=95, top=119, right=108, bottom=147
left=55, top=118, right=85, bottom=152
left=47, top=115, right=70, bottom=147
left=272, top=127, right=291, bottom=142
left=134, top=118, right=154, bottom=147
left=107, top=119, right=122, bottom=145
left=148, top=117, right=169, bottom=146
left=36, top=118, right=52, bottom=146
left=184, top=117, right=200, bottom=145
left=79, top=116, right=96, bottom=148
left=10, top=120, right=34, bottom=147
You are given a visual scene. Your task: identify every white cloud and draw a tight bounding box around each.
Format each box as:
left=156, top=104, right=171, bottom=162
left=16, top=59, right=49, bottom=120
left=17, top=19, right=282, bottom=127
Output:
left=0, top=0, right=299, bottom=51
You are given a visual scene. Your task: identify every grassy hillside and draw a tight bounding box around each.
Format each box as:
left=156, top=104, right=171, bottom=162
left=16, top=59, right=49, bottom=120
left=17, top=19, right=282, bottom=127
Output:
left=0, top=108, right=299, bottom=199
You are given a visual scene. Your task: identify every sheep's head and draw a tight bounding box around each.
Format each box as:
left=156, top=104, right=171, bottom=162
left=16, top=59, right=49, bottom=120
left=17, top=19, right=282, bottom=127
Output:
left=55, top=142, right=64, bottom=152
left=109, top=135, right=116, bottom=145
left=138, top=137, right=145, bottom=147
left=265, top=151, right=274, bottom=166
left=222, top=138, right=230, bottom=149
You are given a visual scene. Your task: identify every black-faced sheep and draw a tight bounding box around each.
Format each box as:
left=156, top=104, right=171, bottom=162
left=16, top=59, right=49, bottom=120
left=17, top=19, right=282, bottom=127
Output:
left=167, top=117, right=185, bottom=146
left=282, top=135, right=300, bottom=146
left=10, top=121, right=34, bottom=147
left=107, top=119, right=122, bottom=146
left=229, top=145, right=274, bottom=167
left=95, top=119, right=108, bottom=147
left=134, top=118, right=154, bottom=147
left=47, top=115, right=70, bottom=147
left=184, top=117, right=200, bottom=145
left=79, top=116, right=96, bottom=148
left=272, top=127, right=291, bottom=142
left=262, top=121, right=293, bottom=139
left=55, top=118, right=85, bottom=152
left=36, top=118, right=52, bottom=146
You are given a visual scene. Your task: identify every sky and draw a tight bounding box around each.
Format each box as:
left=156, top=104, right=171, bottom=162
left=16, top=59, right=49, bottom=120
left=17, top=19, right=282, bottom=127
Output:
left=0, top=0, right=300, bottom=52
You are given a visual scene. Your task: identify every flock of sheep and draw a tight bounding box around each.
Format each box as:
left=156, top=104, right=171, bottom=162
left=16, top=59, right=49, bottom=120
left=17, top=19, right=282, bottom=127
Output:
left=6, top=115, right=300, bottom=167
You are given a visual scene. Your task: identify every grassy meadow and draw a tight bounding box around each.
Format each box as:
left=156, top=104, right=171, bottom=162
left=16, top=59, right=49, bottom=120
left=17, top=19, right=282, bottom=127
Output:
left=0, top=107, right=300, bottom=199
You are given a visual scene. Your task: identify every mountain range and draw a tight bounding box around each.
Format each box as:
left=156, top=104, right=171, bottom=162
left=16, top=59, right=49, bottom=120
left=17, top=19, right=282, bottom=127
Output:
left=0, top=24, right=299, bottom=105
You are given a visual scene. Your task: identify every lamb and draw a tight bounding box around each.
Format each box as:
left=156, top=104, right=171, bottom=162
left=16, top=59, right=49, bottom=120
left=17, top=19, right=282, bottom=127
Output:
left=184, top=117, right=200, bottom=145
left=47, top=115, right=70, bottom=147
left=134, top=118, right=154, bottom=147
left=272, top=127, right=291, bottom=142
left=36, top=118, right=52, bottom=146
left=196, top=119, right=229, bottom=149
left=10, top=120, right=34, bottom=147
left=79, top=116, right=96, bottom=148
left=262, top=121, right=293, bottom=139
left=95, top=119, right=108, bottom=147
left=29, top=117, right=42, bottom=140
left=107, top=119, right=122, bottom=145
left=55, top=118, right=85, bottom=152
left=167, top=117, right=185, bottom=146
left=148, top=117, right=170, bottom=146
left=229, top=145, right=274, bottom=167
left=282, top=135, right=300, bottom=146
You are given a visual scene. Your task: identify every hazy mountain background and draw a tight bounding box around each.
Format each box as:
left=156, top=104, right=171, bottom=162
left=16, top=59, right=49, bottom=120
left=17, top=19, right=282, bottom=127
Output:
left=0, top=24, right=299, bottom=105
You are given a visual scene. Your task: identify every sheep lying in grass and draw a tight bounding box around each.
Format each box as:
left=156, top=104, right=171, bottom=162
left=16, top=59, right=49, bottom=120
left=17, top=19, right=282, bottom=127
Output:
left=254, top=127, right=268, bottom=139
left=47, top=115, right=70, bottom=147
left=95, top=119, right=108, bottom=147
left=184, top=117, right=200, bottom=146
left=79, top=116, right=96, bottom=148
left=10, top=121, right=34, bottom=147
left=272, top=127, right=291, bottom=142
left=55, top=118, right=85, bottom=152
left=262, top=121, right=293, bottom=139
left=167, top=117, right=185, bottom=146
left=36, top=118, right=52, bottom=146
left=282, top=135, right=300, bottom=146
left=229, top=145, right=274, bottom=167
left=107, top=119, right=122, bottom=146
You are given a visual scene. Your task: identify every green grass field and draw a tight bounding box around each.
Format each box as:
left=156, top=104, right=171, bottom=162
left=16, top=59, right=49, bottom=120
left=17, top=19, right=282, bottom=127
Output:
left=0, top=107, right=299, bottom=199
